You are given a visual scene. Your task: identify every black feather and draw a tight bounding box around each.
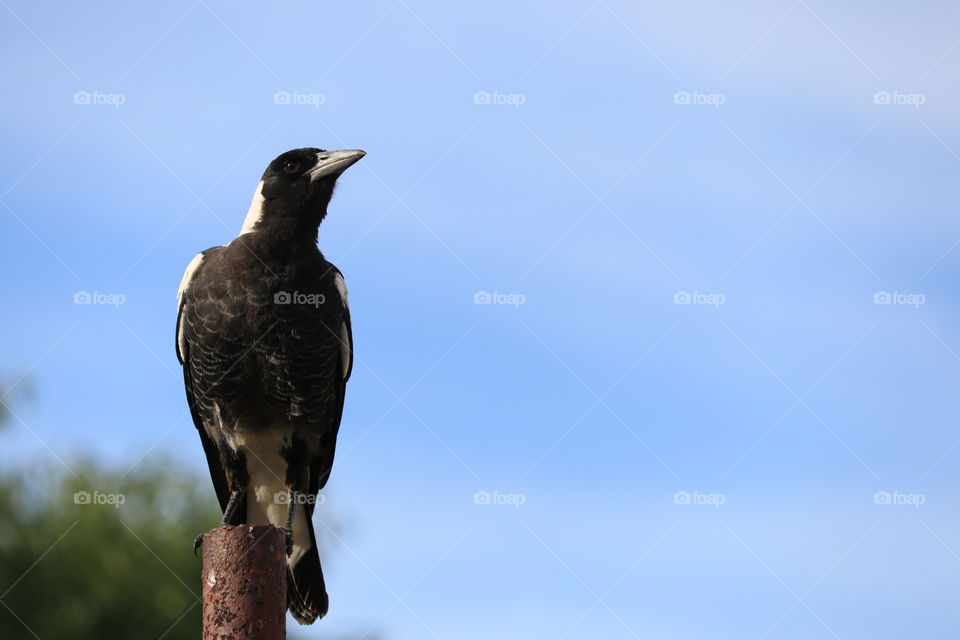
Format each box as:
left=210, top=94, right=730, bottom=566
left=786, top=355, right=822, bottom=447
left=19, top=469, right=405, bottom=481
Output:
left=287, top=516, right=328, bottom=624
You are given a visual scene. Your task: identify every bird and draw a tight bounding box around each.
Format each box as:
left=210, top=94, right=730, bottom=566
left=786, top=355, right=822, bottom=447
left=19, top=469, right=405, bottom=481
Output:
left=175, top=147, right=364, bottom=624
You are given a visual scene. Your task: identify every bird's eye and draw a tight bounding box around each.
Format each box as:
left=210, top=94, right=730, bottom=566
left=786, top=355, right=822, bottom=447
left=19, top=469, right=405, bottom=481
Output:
left=283, top=161, right=300, bottom=174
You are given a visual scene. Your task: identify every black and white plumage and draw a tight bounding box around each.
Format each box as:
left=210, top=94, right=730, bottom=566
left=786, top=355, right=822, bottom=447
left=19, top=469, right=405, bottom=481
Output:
left=175, top=147, right=364, bottom=624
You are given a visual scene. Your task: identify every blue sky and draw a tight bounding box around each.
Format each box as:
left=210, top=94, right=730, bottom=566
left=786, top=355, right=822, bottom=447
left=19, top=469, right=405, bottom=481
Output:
left=3, top=0, right=960, bottom=638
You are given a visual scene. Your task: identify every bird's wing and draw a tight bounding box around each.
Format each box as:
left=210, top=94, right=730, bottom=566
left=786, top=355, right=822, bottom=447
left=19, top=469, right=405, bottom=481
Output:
left=333, top=268, right=354, bottom=383
left=176, top=249, right=231, bottom=512
left=307, top=266, right=353, bottom=502
left=175, top=253, right=205, bottom=365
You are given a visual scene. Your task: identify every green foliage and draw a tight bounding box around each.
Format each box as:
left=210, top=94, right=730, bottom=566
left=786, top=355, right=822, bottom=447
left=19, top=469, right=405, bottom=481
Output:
left=0, top=458, right=220, bottom=640
left=0, top=403, right=375, bottom=639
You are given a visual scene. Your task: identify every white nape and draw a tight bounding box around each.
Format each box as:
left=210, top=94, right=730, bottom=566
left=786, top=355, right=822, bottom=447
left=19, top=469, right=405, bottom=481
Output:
left=239, top=180, right=266, bottom=235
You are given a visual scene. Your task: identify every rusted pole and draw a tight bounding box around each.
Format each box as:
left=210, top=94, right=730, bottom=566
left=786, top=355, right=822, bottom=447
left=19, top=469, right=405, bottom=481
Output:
left=201, top=524, right=287, bottom=640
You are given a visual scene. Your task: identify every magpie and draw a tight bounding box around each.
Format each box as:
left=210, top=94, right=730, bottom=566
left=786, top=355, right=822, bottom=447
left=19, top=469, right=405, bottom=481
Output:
left=175, top=147, right=364, bottom=624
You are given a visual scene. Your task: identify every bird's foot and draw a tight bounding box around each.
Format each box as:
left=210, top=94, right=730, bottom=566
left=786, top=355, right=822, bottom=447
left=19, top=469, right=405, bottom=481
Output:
left=285, top=528, right=294, bottom=557
left=193, top=534, right=204, bottom=556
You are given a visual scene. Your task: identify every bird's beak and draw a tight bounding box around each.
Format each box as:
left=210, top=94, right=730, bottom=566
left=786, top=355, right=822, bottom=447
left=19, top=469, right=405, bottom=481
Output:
left=308, top=149, right=366, bottom=182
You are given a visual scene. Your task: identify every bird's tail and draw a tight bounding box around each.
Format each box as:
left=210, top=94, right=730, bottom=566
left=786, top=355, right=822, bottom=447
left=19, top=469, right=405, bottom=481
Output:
left=287, top=514, right=328, bottom=624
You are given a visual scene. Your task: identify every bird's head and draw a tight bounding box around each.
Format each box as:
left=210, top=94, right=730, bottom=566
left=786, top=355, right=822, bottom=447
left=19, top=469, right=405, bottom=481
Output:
left=241, top=147, right=365, bottom=237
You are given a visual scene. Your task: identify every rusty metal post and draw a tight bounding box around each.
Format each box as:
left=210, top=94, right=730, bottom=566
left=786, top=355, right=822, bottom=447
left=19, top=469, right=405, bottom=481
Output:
left=201, top=524, right=287, bottom=640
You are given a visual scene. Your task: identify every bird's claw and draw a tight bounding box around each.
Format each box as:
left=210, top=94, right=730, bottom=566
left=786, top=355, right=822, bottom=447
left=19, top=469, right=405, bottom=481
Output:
left=193, top=534, right=203, bottom=556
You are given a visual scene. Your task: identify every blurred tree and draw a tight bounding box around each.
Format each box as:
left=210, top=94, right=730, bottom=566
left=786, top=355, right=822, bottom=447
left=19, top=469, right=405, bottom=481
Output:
left=0, top=457, right=218, bottom=639
left=0, top=388, right=380, bottom=640
left=0, top=456, right=373, bottom=640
